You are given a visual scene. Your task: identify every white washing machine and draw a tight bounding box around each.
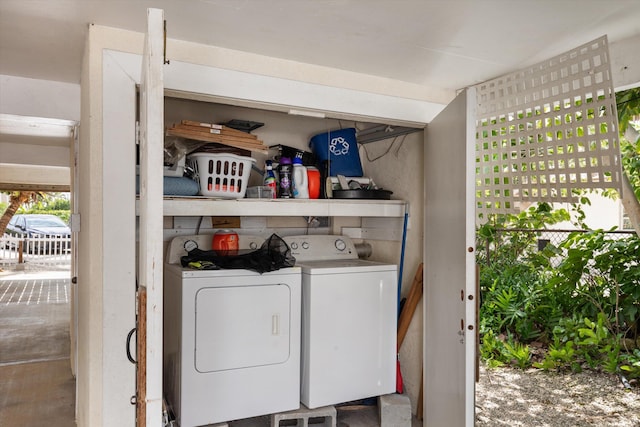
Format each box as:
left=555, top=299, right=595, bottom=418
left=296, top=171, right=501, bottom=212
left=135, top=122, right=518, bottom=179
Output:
left=283, top=235, right=397, bottom=409
left=163, top=235, right=301, bottom=427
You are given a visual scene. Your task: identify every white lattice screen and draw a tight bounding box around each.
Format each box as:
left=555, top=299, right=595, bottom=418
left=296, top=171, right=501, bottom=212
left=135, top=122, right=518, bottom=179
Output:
left=475, top=36, right=622, bottom=218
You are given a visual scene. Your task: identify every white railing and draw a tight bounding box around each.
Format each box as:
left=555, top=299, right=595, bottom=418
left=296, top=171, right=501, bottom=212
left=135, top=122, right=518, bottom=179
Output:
left=0, top=234, right=71, bottom=268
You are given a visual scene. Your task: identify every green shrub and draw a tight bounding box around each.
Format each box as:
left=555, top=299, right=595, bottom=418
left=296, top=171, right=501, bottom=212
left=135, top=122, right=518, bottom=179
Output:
left=479, top=329, right=531, bottom=369
left=550, top=231, right=640, bottom=339
left=477, top=205, right=640, bottom=382
left=620, top=349, right=640, bottom=379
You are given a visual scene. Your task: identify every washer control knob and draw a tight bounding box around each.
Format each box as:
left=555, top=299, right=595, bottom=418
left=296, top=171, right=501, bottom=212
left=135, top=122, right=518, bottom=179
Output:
left=184, top=240, right=198, bottom=252
left=249, top=242, right=258, bottom=250
left=334, top=239, right=347, bottom=251
left=290, top=242, right=298, bottom=250
left=302, top=242, right=310, bottom=250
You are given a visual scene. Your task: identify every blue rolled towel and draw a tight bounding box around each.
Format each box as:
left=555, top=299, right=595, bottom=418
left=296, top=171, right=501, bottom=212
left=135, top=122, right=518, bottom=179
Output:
left=136, top=176, right=200, bottom=196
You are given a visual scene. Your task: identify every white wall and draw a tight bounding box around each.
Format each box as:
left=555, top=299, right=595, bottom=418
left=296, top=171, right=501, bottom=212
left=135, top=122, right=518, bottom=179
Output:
left=552, top=193, right=626, bottom=231
left=0, top=74, right=80, bottom=120
left=0, top=141, right=70, bottom=167
left=610, top=34, right=640, bottom=90
left=359, top=131, right=425, bottom=413
left=0, top=75, right=78, bottom=185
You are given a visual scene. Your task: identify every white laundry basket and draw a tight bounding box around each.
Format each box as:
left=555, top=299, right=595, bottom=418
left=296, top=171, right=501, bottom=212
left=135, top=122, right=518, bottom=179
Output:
left=188, top=153, right=255, bottom=198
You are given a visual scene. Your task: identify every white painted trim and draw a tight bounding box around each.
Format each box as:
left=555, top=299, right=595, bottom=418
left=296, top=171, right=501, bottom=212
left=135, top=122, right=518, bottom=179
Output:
left=0, top=113, right=76, bottom=138
left=139, top=8, right=165, bottom=426
left=106, top=50, right=444, bottom=127
left=0, top=163, right=70, bottom=189
left=135, top=198, right=407, bottom=218
left=464, top=87, right=477, bottom=427
left=102, top=46, right=137, bottom=426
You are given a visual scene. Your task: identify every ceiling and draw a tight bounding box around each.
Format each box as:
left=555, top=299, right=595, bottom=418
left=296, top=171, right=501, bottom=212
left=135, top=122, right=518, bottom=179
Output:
left=1, top=0, right=640, bottom=94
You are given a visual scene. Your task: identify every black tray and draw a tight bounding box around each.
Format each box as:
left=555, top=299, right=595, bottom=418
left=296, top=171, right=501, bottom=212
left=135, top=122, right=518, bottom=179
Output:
left=331, top=189, right=393, bottom=200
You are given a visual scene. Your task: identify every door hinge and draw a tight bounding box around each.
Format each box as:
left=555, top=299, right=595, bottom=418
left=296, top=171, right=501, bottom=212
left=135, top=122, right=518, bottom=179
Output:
left=70, top=213, right=81, bottom=232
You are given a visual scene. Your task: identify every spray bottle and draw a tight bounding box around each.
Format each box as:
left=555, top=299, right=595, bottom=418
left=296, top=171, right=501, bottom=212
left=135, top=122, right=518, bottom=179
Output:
left=263, top=160, right=277, bottom=199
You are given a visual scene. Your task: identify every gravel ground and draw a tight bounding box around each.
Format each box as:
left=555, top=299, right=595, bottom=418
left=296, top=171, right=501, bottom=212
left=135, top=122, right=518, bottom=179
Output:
left=476, top=365, right=640, bottom=426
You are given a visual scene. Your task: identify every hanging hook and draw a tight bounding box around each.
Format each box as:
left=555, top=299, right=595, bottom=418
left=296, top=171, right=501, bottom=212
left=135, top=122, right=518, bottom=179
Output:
left=163, top=20, right=170, bottom=65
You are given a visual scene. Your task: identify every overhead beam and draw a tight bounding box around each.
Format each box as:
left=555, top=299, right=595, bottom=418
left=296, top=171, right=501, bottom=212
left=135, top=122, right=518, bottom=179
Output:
left=0, top=163, right=70, bottom=191
left=0, top=113, right=76, bottom=139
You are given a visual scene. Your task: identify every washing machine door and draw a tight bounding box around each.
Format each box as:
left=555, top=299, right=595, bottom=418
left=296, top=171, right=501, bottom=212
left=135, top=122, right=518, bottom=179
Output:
left=194, top=284, right=291, bottom=372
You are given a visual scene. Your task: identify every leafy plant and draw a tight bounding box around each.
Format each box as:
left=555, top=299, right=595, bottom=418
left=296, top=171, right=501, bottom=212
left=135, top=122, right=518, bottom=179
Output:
left=535, top=341, right=578, bottom=371
left=480, top=329, right=507, bottom=368
left=620, top=349, right=640, bottom=379
left=550, top=231, right=640, bottom=339
left=476, top=187, right=640, bottom=382
left=503, top=340, right=532, bottom=369
left=480, top=329, right=533, bottom=369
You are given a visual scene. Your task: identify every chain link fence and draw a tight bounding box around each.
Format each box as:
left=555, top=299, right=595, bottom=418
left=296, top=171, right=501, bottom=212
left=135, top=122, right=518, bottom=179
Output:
left=480, top=228, right=637, bottom=266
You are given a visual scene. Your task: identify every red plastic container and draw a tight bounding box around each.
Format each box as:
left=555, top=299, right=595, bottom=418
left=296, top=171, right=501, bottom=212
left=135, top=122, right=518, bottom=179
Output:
left=212, top=230, right=239, bottom=255
left=307, top=167, right=321, bottom=199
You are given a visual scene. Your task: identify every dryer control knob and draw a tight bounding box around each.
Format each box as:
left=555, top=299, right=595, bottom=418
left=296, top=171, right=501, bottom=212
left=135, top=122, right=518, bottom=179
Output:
left=334, top=239, right=346, bottom=251
left=302, top=242, right=309, bottom=250
left=290, top=242, right=298, bottom=250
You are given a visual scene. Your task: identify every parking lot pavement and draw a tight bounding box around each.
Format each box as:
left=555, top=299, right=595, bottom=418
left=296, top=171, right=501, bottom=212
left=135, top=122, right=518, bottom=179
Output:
left=0, top=275, right=69, bottom=305
left=0, top=268, right=71, bottom=281
left=0, top=269, right=75, bottom=427
left=0, top=272, right=71, bottom=363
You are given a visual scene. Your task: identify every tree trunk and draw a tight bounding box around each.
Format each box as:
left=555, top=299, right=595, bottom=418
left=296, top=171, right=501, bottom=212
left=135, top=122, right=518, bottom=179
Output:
left=0, top=191, right=34, bottom=236
left=621, top=126, right=640, bottom=238
left=621, top=173, right=640, bottom=237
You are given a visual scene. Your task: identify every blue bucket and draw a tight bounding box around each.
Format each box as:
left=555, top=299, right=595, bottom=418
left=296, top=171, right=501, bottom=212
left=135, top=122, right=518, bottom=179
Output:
left=309, top=128, right=363, bottom=177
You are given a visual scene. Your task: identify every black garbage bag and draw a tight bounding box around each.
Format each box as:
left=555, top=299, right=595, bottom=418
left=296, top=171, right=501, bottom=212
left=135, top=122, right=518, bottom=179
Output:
left=180, top=233, right=296, bottom=274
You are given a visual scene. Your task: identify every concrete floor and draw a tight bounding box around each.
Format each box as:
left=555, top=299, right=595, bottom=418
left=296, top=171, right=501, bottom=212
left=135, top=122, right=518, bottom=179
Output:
left=0, top=270, right=75, bottom=427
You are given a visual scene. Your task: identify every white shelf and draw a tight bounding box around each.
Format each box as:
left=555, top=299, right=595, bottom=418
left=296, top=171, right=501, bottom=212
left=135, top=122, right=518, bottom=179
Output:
left=135, top=197, right=407, bottom=217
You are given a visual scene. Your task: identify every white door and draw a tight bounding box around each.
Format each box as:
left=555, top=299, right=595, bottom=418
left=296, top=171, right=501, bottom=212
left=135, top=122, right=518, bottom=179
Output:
left=195, top=284, right=291, bottom=372
left=138, top=7, right=165, bottom=427
left=423, top=87, right=477, bottom=426
left=98, top=44, right=139, bottom=427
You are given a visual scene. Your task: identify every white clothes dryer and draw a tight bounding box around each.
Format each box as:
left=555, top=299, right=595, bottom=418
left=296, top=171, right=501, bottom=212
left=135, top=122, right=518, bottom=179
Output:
left=283, top=235, right=397, bottom=409
left=163, top=235, right=301, bottom=427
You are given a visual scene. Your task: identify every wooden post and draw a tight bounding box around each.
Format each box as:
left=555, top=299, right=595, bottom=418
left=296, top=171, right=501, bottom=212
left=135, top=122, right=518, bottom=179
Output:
left=396, top=264, right=424, bottom=418
left=136, top=288, right=147, bottom=426
left=397, top=263, right=424, bottom=347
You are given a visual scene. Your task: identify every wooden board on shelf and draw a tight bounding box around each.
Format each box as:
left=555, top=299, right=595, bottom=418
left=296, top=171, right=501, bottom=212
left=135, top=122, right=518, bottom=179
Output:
left=167, top=120, right=268, bottom=154
left=178, top=121, right=259, bottom=140
left=212, top=216, right=241, bottom=228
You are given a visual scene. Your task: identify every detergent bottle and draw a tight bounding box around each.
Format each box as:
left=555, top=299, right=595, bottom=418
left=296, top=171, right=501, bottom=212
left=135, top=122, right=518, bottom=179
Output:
left=278, top=157, right=293, bottom=198
left=292, top=156, right=309, bottom=198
